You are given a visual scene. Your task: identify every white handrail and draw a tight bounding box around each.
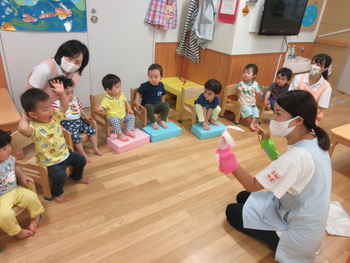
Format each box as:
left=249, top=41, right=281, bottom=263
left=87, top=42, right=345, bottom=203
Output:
left=319, top=28, right=350, bottom=38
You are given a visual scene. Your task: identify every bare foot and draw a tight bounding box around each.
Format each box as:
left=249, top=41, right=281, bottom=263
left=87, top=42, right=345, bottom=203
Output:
left=210, top=119, right=219, bottom=126
left=76, top=178, right=90, bottom=185
left=28, top=215, right=42, bottom=234
left=249, top=121, right=258, bottom=132
left=152, top=123, right=159, bottom=129
left=117, top=133, right=129, bottom=142
left=202, top=122, right=210, bottom=130
left=93, top=147, right=103, bottom=156
left=55, top=195, right=70, bottom=203
left=15, top=229, right=33, bottom=240
left=82, top=154, right=91, bottom=163
left=159, top=121, right=168, bottom=129
left=124, top=130, right=135, bottom=138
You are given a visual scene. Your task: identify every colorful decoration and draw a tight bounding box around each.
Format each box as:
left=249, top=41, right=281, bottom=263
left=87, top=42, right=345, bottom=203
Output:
left=301, top=0, right=324, bottom=31
left=0, top=0, right=87, bottom=32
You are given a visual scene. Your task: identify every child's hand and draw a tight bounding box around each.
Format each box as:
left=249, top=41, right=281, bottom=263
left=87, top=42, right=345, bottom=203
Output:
left=50, top=80, right=65, bottom=96
left=21, top=174, right=34, bottom=186
left=264, top=99, right=270, bottom=106
left=95, top=106, right=105, bottom=113
left=256, top=125, right=270, bottom=139
left=128, top=108, right=134, bottom=115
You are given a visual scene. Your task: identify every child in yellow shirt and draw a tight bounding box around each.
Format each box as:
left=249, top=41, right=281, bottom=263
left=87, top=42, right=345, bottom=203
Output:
left=18, top=80, right=88, bottom=203
left=0, top=130, right=44, bottom=240
left=97, top=74, right=135, bottom=142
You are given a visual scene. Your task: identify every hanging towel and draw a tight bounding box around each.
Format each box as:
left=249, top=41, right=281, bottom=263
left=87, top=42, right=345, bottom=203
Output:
left=145, top=0, right=177, bottom=30
left=176, top=0, right=201, bottom=63
left=194, top=0, right=216, bottom=42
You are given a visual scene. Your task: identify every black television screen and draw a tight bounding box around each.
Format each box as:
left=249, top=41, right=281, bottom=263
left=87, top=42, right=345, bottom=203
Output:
left=259, top=0, right=309, bottom=36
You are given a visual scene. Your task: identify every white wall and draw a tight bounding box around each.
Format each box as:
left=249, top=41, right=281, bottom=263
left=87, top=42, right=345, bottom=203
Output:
left=231, top=0, right=328, bottom=55
left=155, top=0, right=236, bottom=55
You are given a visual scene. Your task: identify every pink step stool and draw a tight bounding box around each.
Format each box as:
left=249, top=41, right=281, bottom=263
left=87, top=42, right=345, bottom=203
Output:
left=107, top=129, right=150, bottom=153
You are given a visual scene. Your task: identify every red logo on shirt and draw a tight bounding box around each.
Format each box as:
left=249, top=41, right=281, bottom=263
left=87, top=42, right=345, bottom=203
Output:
left=267, top=171, right=280, bottom=183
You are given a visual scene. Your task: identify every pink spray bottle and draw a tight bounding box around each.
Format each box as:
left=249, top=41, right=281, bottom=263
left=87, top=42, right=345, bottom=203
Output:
left=216, top=126, right=244, bottom=174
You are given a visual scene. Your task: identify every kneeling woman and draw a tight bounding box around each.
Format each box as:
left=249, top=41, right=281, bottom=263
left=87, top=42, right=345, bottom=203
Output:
left=225, top=90, right=332, bottom=262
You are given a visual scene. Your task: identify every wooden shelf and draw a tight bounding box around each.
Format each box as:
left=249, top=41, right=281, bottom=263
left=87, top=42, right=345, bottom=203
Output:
left=315, top=38, right=350, bottom=48
left=0, top=88, right=20, bottom=131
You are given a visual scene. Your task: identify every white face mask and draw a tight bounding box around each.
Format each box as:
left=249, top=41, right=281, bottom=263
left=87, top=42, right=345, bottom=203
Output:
left=270, top=117, right=299, bottom=137
left=61, top=57, right=80, bottom=73
left=309, top=64, right=322, bottom=76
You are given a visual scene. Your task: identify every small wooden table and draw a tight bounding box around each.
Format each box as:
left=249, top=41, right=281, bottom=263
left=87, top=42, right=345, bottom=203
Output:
left=0, top=88, right=20, bottom=131
left=329, top=123, right=350, bottom=157
left=162, top=77, right=203, bottom=113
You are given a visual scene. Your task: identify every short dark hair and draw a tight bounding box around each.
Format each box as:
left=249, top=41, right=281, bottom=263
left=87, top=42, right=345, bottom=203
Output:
left=244, top=64, right=258, bottom=75
left=20, top=88, right=50, bottom=113
left=0, top=129, right=11, bottom=149
left=205, top=79, right=222, bottom=95
left=277, top=67, right=293, bottom=81
left=54, top=40, right=89, bottom=75
left=102, top=74, right=121, bottom=91
left=148, top=63, right=163, bottom=77
left=312, top=53, right=332, bottom=80
left=277, top=90, right=330, bottom=151
left=49, top=75, right=74, bottom=89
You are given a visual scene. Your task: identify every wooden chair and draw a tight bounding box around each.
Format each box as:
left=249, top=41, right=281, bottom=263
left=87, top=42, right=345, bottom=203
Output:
left=130, top=88, right=148, bottom=127
left=221, top=84, right=268, bottom=124
left=11, top=130, right=72, bottom=201
left=129, top=88, right=170, bottom=128
left=329, top=123, right=350, bottom=157
left=90, top=93, right=112, bottom=137
left=220, top=84, right=241, bottom=124
left=180, top=86, right=205, bottom=124
left=62, top=113, right=98, bottom=151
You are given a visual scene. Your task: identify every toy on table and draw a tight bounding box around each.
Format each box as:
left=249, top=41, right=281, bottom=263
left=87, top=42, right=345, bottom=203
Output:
left=216, top=126, right=244, bottom=174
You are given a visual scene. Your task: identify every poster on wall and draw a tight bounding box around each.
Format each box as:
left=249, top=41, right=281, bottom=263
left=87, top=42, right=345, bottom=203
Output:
left=0, top=0, right=87, bottom=32
left=301, top=0, right=324, bottom=31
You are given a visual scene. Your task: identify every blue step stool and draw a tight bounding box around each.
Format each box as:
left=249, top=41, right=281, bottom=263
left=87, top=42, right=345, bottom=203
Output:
left=191, top=122, right=226, bottom=139
left=142, top=121, right=182, bottom=142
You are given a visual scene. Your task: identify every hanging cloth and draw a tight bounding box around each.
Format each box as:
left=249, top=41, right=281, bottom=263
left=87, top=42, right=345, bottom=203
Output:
left=145, top=0, right=177, bottom=30
left=193, top=0, right=216, bottom=42
left=176, top=0, right=201, bottom=63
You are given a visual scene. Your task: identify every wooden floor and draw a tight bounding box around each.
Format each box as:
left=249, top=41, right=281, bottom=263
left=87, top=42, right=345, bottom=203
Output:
left=1, top=92, right=350, bottom=263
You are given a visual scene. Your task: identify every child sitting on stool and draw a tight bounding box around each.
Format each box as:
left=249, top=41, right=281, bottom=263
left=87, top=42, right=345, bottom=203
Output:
left=0, top=130, right=44, bottom=239
left=264, top=68, right=292, bottom=111
left=52, top=76, right=102, bottom=162
left=97, top=74, right=135, bottom=142
left=194, top=79, right=222, bottom=130
left=236, top=64, right=263, bottom=131
left=135, top=64, right=170, bottom=130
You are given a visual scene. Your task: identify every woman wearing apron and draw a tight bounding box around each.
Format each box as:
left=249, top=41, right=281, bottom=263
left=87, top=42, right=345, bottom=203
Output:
left=225, top=90, right=332, bottom=262
left=26, top=39, right=89, bottom=101
left=289, top=53, right=332, bottom=122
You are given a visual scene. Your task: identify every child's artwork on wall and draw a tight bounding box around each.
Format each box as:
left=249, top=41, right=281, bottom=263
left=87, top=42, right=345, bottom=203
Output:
left=0, top=0, right=87, bottom=32
left=301, top=0, right=324, bottom=31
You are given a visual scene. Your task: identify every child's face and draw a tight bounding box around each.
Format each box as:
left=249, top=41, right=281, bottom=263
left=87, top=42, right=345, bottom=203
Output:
left=203, top=89, right=215, bottom=101
left=242, top=68, right=256, bottom=82
left=28, top=99, right=54, bottom=123
left=148, top=69, right=161, bottom=86
left=107, top=82, right=122, bottom=97
left=275, top=74, right=289, bottom=88
left=0, top=144, right=11, bottom=162
left=64, top=87, right=74, bottom=103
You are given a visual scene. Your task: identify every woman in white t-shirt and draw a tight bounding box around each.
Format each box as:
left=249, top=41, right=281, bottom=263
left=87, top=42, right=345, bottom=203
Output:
left=289, top=53, right=332, bottom=122
left=26, top=39, right=89, bottom=101
left=224, top=90, right=332, bottom=262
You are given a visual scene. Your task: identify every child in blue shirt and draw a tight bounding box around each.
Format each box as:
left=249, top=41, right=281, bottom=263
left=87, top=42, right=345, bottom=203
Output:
left=135, top=64, right=170, bottom=130
left=195, top=79, right=222, bottom=130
